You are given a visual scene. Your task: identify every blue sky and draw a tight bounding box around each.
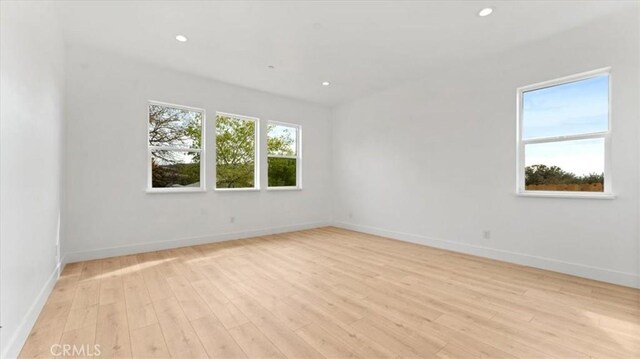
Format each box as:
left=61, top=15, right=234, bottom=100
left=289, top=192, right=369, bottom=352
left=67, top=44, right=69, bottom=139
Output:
left=523, top=75, right=608, bottom=176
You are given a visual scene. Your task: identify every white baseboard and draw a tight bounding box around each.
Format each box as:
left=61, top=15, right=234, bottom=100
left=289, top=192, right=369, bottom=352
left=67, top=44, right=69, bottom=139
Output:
left=333, top=222, right=639, bottom=289
left=62, top=221, right=330, bottom=264
left=2, top=262, right=61, bottom=359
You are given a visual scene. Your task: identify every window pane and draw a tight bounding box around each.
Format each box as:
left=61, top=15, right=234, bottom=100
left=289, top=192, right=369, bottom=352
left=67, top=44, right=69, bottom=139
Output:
left=268, top=157, right=297, bottom=187
left=524, top=138, right=604, bottom=192
left=267, top=124, right=297, bottom=156
left=216, top=115, right=256, bottom=188
left=149, top=104, right=202, bottom=148
left=151, top=150, right=200, bottom=188
left=522, top=75, right=608, bottom=139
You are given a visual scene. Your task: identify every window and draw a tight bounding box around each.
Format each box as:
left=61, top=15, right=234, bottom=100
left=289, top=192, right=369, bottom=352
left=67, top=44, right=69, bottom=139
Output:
left=267, top=122, right=301, bottom=188
left=517, top=68, right=611, bottom=197
left=215, top=113, right=259, bottom=189
left=148, top=102, right=204, bottom=191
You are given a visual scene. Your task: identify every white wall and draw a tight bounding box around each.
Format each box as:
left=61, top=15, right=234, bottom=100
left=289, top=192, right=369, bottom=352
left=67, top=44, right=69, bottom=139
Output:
left=332, top=9, right=640, bottom=288
left=0, top=2, right=66, bottom=357
left=63, top=46, right=332, bottom=261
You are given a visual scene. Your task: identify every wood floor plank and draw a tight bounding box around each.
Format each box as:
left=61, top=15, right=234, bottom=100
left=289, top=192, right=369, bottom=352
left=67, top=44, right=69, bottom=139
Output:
left=95, top=301, right=132, bottom=358
left=58, top=325, right=97, bottom=359
left=78, top=260, right=102, bottom=282
left=130, top=324, right=170, bottom=358
left=152, top=297, right=208, bottom=358
left=295, top=322, right=362, bottom=359
left=231, top=295, right=324, bottom=359
left=61, top=262, right=83, bottom=277
left=191, top=315, right=248, bottom=359
left=64, top=305, right=98, bottom=332
left=100, top=257, right=122, bottom=279
left=166, top=275, right=212, bottom=321
left=435, top=314, right=554, bottom=358
left=99, top=277, right=125, bottom=305
left=18, top=300, right=72, bottom=358
left=19, top=227, right=640, bottom=359
left=350, top=315, right=433, bottom=359
left=71, top=279, right=100, bottom=309
left=228, top=323, right=285, bottom=359
left=137, top=253, right=173, bottom=302
left=191, top=279, right=251, bottom=330
left=48, top=274, right=80, bottom=304
left=313, top=318, right=397, bottom=359
left=123, top=273, right=158, bottom=330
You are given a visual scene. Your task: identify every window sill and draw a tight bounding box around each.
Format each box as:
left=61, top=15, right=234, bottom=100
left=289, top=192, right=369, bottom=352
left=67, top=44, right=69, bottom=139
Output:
left=516, top=191, right=616, bottom=199
left=146, top=188, right=206, bottom=194
left=267, top=187, right=302, bottom=191
left=214, top=188, right=260, bottom=192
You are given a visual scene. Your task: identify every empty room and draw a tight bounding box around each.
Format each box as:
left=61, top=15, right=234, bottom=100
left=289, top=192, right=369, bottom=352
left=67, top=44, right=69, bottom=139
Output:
left=2, top=0, right=639, bottom=358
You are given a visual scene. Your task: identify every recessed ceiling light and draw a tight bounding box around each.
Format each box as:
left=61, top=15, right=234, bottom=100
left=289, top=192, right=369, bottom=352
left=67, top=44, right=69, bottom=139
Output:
left=175, top=35, right=188, bottom=42
left=478, top=8, right=493, bottom=17
left=322, top=81, right=330, bottom=86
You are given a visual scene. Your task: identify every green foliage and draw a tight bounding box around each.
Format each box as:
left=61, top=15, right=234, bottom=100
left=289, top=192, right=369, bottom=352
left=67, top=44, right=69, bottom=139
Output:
left=268, top=158, right=297, bottom=187
left=267, top=124, right=295, bottom=156
left=525, top=164, right=604, bottom=186
left=216, top=116, right=256, bottom=188
left=185, top=122, right=202, bottom=161
left=152, top=159, right=200, bottom=188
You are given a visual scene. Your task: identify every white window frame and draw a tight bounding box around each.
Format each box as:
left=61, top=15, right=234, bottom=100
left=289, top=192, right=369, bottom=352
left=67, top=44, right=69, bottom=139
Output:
left=267, top=121, right=302, bottom=190
left=147, top=101, right=206, bottom=193
left=516, top=67, right=614, bottom=199
left=214, top=112, right=260, bottom=191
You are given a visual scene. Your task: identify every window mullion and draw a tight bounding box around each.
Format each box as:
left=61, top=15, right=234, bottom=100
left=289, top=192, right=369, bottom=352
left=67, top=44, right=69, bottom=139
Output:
left=267, top=154, right=297, bottom=159
left=521, top=132, right=607, bottom=145
left=149, top=146, right=202, bottom=152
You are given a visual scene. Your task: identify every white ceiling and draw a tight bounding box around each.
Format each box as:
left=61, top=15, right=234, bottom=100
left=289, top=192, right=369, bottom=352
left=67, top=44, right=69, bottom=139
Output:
left=55, top=1, right=634, bottom=106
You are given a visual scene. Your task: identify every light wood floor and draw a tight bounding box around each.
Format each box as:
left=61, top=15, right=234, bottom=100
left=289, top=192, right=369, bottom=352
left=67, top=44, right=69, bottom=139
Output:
left=20, top=227, right=640, bottom=358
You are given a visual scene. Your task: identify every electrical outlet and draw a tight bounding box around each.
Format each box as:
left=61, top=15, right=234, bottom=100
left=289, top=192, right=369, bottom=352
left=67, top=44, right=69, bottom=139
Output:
left=348, top=212, right=353, bottom=219
left=482, top=230, right=491, bottom=240
left=230, top=216, right=235, bottom=223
